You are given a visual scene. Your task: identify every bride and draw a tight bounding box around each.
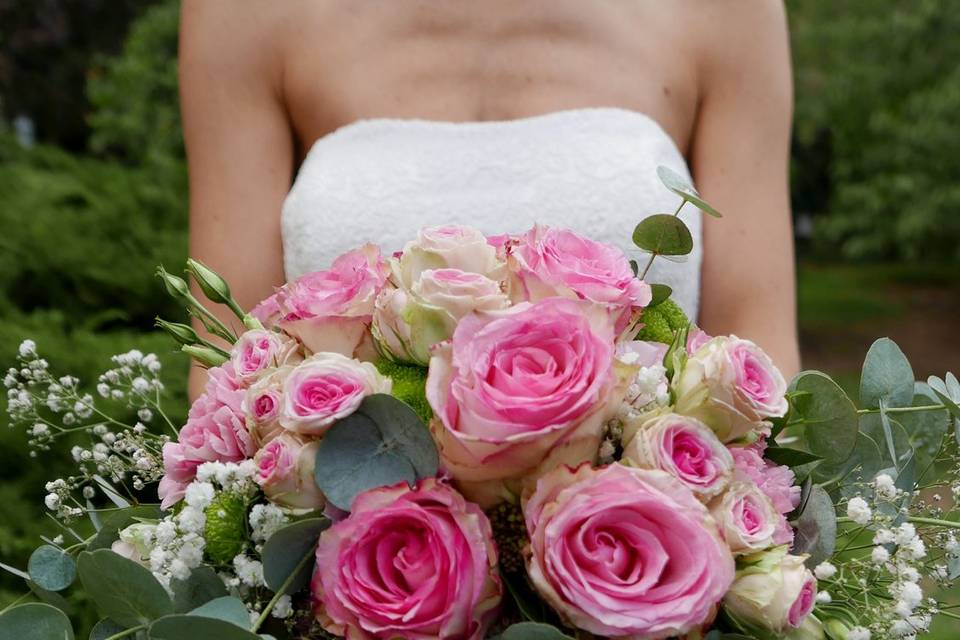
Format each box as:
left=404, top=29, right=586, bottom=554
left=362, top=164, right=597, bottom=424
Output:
left=179, top=0, right=799, bottom=396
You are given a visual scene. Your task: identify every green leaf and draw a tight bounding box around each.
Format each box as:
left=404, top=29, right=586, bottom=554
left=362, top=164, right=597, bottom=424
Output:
left=629, top=259, right=639, bottom=276
left=77, top=549, right=172, bottom=627
left=190, top=597, right=250, bottom=629
left=632, top=214, right=693, bottom=256
left=28, top=545, right=76, bottom=592
left=88, top=619, right=125, bottom=640
left=860, top=338, right=915, bottom=409
left=763, top=447, right=823, bottom=467
left=656, top=165, right=723, bottom=218
left=171, top=565, right=228, bottom=613
left=0, top=560, right=30, bottom=581
left=149, top=616, right=263, bottom=640
left=502, top=571, right=546, bottom=623
left=87, top=505, right=161, bottom=551
left=500, top=622, right=575, bottom=640
left=928, top=373, right=960, bottom=444
left=791, top=485, right=837, bottom=567
left=647, top=283, right=673, bottom=307
left=788, top=371, right=859, bottom=463
left=314, top=394, right=439, bottom=511
left=0, top=603, right=74, bottom=640
left=860, top=413, right=912, bottom=469
left=811, top=433, right=883, bottom=495
left=897, top=384, right=950, bottom=474
left=27, top=580, right=73, bottom=615
left=262, top=518, right=329, bottom=595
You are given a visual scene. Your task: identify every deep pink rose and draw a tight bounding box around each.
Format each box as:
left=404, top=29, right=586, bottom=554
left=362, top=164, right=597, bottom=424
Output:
left=523, top=463, right=735, bottom=639
left=275, top=245, right=388, bottom=357
left=230, top=329, right=299, bottom=383
left=508, top=225, right=651, bottom=331
left=254, top=434, right=325, bottom=510
left=426, top=298, right=619, bottom=505
left=158, top=364, right=254, bottom=508
left=622, top=413, right=734, bottom=500
left=731, top=441, right=801, bottom=546
left=312, top=478, right=501, bottom=639
left=279, top=353, right=391, bottom=435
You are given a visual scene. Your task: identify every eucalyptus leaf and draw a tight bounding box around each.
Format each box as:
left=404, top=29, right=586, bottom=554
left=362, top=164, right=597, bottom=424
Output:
left=655, top=165, right=723, bottom=218
left=27, top=580, right=73, bottom=615
left=190, top=596, right=251, bottom=629
left=149, top=615, right=263, bottom=640
left=928, top=373, right=960, bottom=444
left=631, top=214, right=693, bottom=256
left=0, top=603, right=74, bottom=640
left=897, top=386, right=950, bottom=474
left=315, top=394, right=439, bottom=511
left=88, top=619, right=125, bottom=640
left=500, top=622, right=575, bottom=640
left=788, top=371, right=859, bottom=463
left=262, top=518, right=329, bottom=595
left=811, top=433, right=883, bottom=496
left=502, top=571, right=547, bottom=623
left=77, top=549, right=172, bottom=627
left=92, top=475, right=131, bottom=508
left=171, top=565, right=228, bottom=613
left=763, top=447, right=822, bottom=467
left=0, top=560, right=30, bottom=581
left=647, top=283, right=673, bottom=307
left=629, top=259, right=639, bottom=277
left=860, top=338, right=914, bottom=409
left=87, top=505, right=161, bottom=551
left=28, top=545, right=76, bottom=592
left=860, top=413, right=912, bottom=469
left=791, top=485, right=837, bottom=567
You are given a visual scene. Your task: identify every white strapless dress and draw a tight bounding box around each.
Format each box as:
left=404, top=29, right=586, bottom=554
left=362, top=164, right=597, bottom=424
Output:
left=281, top=107, right=702, bottom=318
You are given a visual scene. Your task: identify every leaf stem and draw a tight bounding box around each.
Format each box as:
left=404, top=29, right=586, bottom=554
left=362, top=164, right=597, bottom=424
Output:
left=103, top=624, right=148, bottom=640
left=639, top=199, right=687, bottom=281
left=857, top=404, right=945, bottom=415
left=251, top=544, right=317, bottom=632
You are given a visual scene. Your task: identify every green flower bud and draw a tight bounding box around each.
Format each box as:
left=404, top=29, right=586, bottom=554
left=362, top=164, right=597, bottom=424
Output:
left=186, top=259, right=232, bottom=305
left=204, top=491, right=249, bottom=564
left=374, top=359, right=432, bottom=424
left=155, top=318, right=200, bottom=346
left=635, top=299, right=689, bottom=344
left=156, top=266, right=191, bottom=301
left=182, top=344, right=229, bottom=367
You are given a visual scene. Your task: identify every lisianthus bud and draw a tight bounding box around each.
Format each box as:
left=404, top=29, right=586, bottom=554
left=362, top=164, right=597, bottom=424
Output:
left=186, top=259, right=233, bottom=305
left=254, top=434, right=325, bottom=510
left=156, top=266, right=191, bottom=300
left=181, top=344, right=229, bottom=367
left=724, top=546, right=818, bottom=634
left=155, top=318, right=200, bottom=346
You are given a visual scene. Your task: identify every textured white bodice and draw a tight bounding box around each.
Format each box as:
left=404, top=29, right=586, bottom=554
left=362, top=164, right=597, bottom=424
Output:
left=282, top=107, right=702, bottom=318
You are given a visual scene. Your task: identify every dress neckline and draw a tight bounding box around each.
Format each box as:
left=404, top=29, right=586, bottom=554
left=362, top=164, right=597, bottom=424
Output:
left=302, top=107, right=685, bottom=164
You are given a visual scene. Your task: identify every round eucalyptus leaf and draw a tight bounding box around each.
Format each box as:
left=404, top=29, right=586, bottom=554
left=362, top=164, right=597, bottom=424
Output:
left=656, top=165, right=723, bottom=218
left=647, top=283, right=673, bottom=307
left=631, top=214, right=693, bottom=256
left=77, top=549, right=172, bottom=627
left=27, top=580, right=72, bottom=615
left=190, top=596, right=250, bottom=629
left=88, top=619, right=125, bottom=640
left=28, top=545, right=76, bottom=592
left=811, top=433, right=883, bottom=495
left=315, top=394, right=439, bottom=511
left=149, top=615, right=262, bottom=640
left=262, top=518, right=329, bottom=595
left=860, top=338, right=915, bottom=409
left=171, top=565, right=228, bottom=613
left=791, top=485, right=837, bottom=568
left=501, top=622, right=575, bottom=640
left=0, top=603, right=74, bottom=640
left=789, top=371, right=859, bottom=463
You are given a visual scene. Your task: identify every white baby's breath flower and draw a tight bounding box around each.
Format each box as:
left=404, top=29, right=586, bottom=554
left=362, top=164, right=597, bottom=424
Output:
left=272, top=595, right=293, bottom=619
left=874, top=473, right=898, bottom=500
left=184, top=482, right=215, bottom=509
left=848, top=626, right=871, bottom=640
left=872, top=545, right=891, bottom=564
left=814, top=561, right=837, bottom=580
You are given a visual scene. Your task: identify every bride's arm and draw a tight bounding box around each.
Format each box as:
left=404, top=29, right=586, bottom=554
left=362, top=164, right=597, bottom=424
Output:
left=180, top=0, right=293, bottom=399
left=692, top=1, right=801, bottom=377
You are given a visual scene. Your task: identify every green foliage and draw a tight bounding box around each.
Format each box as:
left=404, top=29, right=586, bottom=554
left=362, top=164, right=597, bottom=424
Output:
left=632, top=214, right=694, bottom=256
left=314, top=394, right=439, bottom=511
left=27, top=545, right=76, bottom=592
left=635, top=299, right=689, bottom=344
left=170, top=566, right=228, bottom=613
left=261, top=519, right=329, bottom=595
left=499, top=622, right=575, bottom=640
left=0, top=602, right=74, bottom=640
left=76, top=549, right=172, bottom=627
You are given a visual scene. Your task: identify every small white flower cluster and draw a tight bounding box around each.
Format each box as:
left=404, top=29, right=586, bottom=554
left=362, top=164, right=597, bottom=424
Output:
left=43, top=478, right=83, bottom=521
left=96, top=349, right=163, bottom=409
left=617, top=362, right=670, bottom=423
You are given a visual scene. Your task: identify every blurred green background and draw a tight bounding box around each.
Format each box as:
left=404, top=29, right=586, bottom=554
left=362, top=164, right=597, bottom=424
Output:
left=0, top=0, right=957, bottom=635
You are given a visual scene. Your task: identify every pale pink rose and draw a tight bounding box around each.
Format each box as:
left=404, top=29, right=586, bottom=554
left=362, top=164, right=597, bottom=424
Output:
left=731, top=440, right=801, bottom=546
left=254, top=434, right=325, bottom=510
left=710, top=481, right=780, bottom=554
left=250, top=292, right=282, bottom=328
left=508, top=225, right=651, bottom=331
left=724, top=547, right=817, bottom=633
left=523, top=463, right=735, bottom=639
left=230, top=329, right=300, bottom=383
left=673, top=336, right=788, bottom=442
left=158, top=364, right=254, bottom=508
left=242, top=366, right=291, bottom=446
left=279, top=352, right=391, bottom=435
left=275, top=245, right=388, bottom=357
left=622, top=413, right=734, bottom=500
left=426, top=298, right=619, bottom=505
left=373, top=268, right=510, bottom=365
left=312, top=478, right=501, bottom=640
left=686, top=327, right=713, bottom=354
left=397, top=225, right=505, bottom=284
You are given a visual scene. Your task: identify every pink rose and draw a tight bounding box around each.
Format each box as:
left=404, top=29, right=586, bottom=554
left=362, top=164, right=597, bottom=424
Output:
left=312, top=478, right=501, bottom=640
left=622, top=413, right=734, bottom=500
left=674, top=336, right=788, bottom=442
left=724, top=547, right=817, bottom=633
left=250, top=292, right=282, bottom=328
left=523, top=463, right=735, bottom=639
left=397, top=225, right=505, bottom=284
left=254, top=434, right=325, bottom=510
left=508, top=225, right=651, bottom=331
left=242, top=366, right=290, bottom=446
left=709, top=481, right=780, bottom=554
left=279, top=352, right=391, bottom=436
left=731, top=441, right=801, bottom=546
left=686, top=327, right=713, bottom=354
left=158, top=364, right=254, bottom=508
left=275, top=245, right=388, bottom=357
left=373, top=268, right=510, bottom=365
left=426, top=298, right=619, bottom=505
left=230, top=329, right=300, bottom=383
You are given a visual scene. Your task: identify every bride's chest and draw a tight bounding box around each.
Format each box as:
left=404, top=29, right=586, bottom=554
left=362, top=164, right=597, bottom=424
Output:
left=278, top=0, right=699, bottom=155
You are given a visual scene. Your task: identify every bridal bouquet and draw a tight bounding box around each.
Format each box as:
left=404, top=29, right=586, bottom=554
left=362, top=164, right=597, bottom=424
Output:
left=3, top=168, right=960, bottom=640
